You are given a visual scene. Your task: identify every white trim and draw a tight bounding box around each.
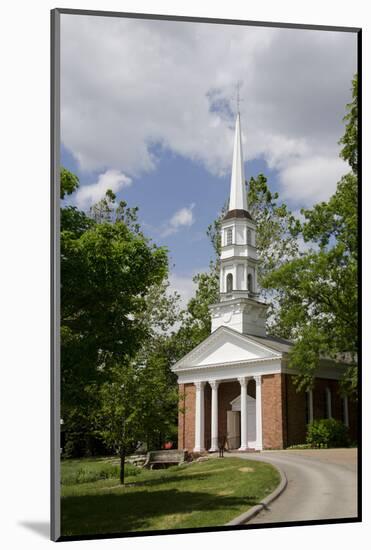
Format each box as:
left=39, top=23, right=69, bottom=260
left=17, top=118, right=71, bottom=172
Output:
left=176, top=358, right=282, bottom=385
left=171, top=325, right=281, bottom=371
left=194, top=381, right=205, bottom=452
left=209, top=380, right=219, bottom=452
left=174, top=355, right=281, bottom=373
left=254, top=375, right=263, bottom=450
left=238, top=377, right=248, bottom=451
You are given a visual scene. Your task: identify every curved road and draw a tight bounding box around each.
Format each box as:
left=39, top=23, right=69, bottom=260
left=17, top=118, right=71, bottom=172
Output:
left=230, top=449, right=358, bottom=524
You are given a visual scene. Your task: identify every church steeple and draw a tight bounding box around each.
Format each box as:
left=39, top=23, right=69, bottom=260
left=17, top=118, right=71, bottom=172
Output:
left=229, top=112, right=247, bottom=212
left=209, top=111, right=268, bottom=337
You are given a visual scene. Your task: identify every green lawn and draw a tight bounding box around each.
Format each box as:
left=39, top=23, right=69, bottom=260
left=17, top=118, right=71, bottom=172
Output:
left=61, top=456, right=280, bottom=536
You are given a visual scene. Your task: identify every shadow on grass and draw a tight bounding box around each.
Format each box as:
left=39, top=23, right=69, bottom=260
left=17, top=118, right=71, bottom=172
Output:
left=61, top=488, right=260, bottom=536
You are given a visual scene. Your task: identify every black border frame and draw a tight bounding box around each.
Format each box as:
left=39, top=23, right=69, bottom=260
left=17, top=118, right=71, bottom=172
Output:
left=51, top=8, right=362, bottom=542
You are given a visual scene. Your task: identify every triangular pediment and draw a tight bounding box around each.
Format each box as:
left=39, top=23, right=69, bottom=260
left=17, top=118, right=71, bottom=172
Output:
left=172, top=326, right=280, bottom=371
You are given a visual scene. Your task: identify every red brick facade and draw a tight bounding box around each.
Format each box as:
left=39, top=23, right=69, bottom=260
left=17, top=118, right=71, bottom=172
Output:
left=261, top=374, right=286, bottom=449
left=177, top=383, right=195, bottom=451
left=178, top=373, right=357, bottom=451
left=283, top=375, right=358, bottom=446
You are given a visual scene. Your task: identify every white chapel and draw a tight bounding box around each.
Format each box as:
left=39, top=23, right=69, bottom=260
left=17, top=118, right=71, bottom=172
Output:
left=171, top=111, right=355, bottom=454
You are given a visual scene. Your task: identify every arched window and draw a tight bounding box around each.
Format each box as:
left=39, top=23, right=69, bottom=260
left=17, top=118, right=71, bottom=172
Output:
left=226, top=273, right=233, bottom=293
left=247, top=229, right=252, bottom=245
left=226, top=228, right=233, bottom=246
left=247, top=273, right=253, bottom=293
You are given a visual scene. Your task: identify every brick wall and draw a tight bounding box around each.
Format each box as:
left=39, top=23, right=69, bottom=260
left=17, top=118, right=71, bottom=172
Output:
left=177, top=384, right=185, bottom=450
left=177, top=374, right=358, bottom=452
left=178, top=380, right=242, bottom=451
left=285, top=375, right=358, bottom=446
left=284, top=374, right=307, bottom=446
left=261, top=374, right=285, bottom=449
left=177, top=383, right=196, bottom=451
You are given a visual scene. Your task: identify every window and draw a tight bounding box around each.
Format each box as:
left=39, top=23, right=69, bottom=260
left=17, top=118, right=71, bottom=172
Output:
left=226, top=273, right=233, bottom=293
left=247, top=273, right=253, bottom=293
left=247, top=229, right=252, bottom=245
left=226, top=228, right=233, bottom=246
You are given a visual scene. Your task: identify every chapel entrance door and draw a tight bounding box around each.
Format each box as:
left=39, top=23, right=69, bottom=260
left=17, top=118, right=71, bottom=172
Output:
left=229, top=394, right=257, bottom=449
left=227, top=410, right=240, bottom=449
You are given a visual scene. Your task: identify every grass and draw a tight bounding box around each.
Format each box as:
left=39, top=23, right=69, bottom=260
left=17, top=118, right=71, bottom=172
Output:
left=61, top=456, right=139, bottom=485
left=61, top=456, right=280, bottom=537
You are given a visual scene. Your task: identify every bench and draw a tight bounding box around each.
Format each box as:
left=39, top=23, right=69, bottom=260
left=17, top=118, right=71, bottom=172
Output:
left=144, top=449, right=187, bottom=469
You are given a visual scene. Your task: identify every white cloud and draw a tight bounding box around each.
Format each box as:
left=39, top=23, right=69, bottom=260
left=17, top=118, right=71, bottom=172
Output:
left=74, top=169, right=132, bottom=209
left=279, top=155, right=348, bottom=206
left=297, top=235, right=319, bottom=254
left=61, top=15, right=356, bottom=206
left=162, top=203, right=195, bottom=236
left=168, top=272, right=199, bottom=310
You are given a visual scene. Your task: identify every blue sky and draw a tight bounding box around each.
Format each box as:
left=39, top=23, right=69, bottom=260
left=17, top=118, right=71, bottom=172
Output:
left=62, top=141, right=277, bottom=277
left=60, top=14, right=357, bottom=304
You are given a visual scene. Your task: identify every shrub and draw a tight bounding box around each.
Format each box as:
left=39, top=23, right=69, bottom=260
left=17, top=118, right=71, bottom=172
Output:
left=286, top=444, right=311, bottom=450
left=306, top=419, right=350, bottom=448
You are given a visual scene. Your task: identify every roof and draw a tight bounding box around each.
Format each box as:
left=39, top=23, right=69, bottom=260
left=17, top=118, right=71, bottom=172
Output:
left=244, top=333, right=293, bottom=354
left=171, top=326, right=285, bottom=372
left=229, top=112, right=248, bottom=211
left=223, top=209, right=253, bottom=221
left=247, top=334, right=357, bottom=365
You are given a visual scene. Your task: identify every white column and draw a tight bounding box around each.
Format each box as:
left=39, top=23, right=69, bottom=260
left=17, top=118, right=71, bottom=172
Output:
left=194, top=381, right=205, bottom=452
left=220, top=267, right=225, bottom=293
left=343, top=395, right=349, bottom=427
left=238, top=377, right=248, bottom=451
left=326, top=387, right=332, bottom=419
left=308, top=390, right=314, bottom=423
left=209, top=380, right=219, bottom=452
left=254, top=375, right=263, bottom=451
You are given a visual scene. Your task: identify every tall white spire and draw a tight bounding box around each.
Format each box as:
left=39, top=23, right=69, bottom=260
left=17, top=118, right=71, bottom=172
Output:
left=228, top=112, right=247, bottom=211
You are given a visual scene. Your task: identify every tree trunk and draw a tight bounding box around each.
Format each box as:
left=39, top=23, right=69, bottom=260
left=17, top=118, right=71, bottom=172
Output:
left=120, top=450, right=126, bottom=485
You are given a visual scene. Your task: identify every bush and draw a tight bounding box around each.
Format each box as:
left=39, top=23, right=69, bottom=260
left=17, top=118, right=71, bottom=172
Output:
left=306, top=419, right=350, bottom=448
left=286, top=444, right=311, bottom=450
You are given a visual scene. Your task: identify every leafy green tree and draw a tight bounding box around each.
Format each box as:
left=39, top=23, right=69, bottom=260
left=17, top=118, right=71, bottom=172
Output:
left=92, top=356, right=178, bottom=484
left=339, top=74, right=358, bottom=173
left=91, top=362, right=143, bottom=484
left=264, top=75, right=358, bottom=394
left=61, top=208, right=168, bottom=393
left=61, top=167, right=79, bottom=199
left=247, top=174, right=300, bottom=293
left=60, top=179, right=172, bottom=455
left=169, top=267, right=220, bottom=362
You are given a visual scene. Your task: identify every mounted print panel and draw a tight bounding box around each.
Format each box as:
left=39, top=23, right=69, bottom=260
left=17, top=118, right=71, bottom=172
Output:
left=51, top=8, right=361, bottom=542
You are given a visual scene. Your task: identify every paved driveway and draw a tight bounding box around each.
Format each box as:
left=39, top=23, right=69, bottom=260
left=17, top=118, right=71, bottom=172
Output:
left=230, top=448, right=358, bottom=524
